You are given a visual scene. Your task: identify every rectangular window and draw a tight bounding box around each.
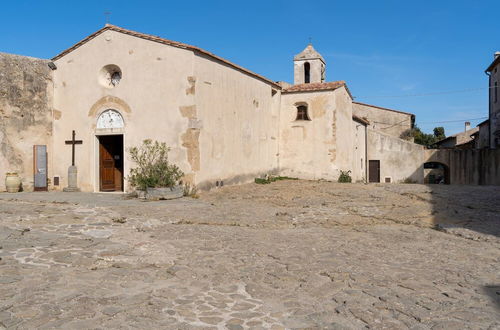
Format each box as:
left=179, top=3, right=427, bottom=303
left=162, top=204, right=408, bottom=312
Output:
left=495, top=82, right=498, bottom=103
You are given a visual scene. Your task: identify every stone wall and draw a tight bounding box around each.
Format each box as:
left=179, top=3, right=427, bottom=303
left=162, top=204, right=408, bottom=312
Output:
left=425, top=149, right=500, bottom=185
left=353, top=102, right=413, bottom=139
left=367, top=129, right=425, bottom=183
left=0, top=52, right=53, bottom=191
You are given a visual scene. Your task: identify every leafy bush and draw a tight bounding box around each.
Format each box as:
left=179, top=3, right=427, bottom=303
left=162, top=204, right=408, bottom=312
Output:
left=338, top=170, right=352, bottom=183
left=254, top=175, right=298, bottom=184
left=128, top=139, right=184, bottom=190
left=402, top=177, right=417, bottom=184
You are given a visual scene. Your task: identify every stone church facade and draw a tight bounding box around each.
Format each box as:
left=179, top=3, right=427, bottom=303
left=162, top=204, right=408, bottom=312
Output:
left=0, top=25, right=425, bottom=192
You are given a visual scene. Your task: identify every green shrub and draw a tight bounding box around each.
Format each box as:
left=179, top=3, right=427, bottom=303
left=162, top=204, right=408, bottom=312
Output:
left=338, top=170, right=352, bottom=183
left=255, top=176, right=298, bottom=184
left=128, top=139, right=184, bottom=190
left=402, top=177, right=417, bottom=184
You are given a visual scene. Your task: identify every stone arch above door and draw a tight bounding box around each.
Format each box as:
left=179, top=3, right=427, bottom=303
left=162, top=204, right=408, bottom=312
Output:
left=88, top=95, right=131, bottom=118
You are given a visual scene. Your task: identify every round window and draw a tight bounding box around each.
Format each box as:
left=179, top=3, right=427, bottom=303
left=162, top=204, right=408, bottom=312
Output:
left=99, top=65, right=122, bottom=88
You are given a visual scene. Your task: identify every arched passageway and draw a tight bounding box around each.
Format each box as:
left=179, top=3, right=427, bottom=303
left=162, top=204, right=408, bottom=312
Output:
left=424, top=162, right=450, bottom=184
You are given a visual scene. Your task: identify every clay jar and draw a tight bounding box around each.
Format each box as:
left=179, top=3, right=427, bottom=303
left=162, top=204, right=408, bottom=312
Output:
left=5, top=172, right=21, bottom=193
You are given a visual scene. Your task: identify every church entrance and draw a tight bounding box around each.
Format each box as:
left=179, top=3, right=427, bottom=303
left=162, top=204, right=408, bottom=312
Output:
left=98, top=135, right=123, bottom=192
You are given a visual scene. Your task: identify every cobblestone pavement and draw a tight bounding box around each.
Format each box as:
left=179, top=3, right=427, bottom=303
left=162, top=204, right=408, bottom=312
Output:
left=0, top=181, right=499, bottom=329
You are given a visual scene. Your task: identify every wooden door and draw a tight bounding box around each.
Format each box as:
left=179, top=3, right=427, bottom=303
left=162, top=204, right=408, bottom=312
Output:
left=99, top=138, right=116, bottom=191
left=369, top=160, right=380, bottom=183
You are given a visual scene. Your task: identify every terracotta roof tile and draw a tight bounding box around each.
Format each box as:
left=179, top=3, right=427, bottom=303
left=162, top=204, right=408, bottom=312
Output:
left=282, top=81, right=346, bottom=93
left=52, top=24, right=280, bottom=88
left=352, top=114, right=370, bottom=125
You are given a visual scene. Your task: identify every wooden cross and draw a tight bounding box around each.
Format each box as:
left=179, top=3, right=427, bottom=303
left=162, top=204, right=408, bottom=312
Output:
left=65, top=130, right=83, bottom=166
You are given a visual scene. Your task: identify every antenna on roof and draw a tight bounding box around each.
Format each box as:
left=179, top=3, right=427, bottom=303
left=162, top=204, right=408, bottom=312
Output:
left=308, top=37, right=312, bottom=45
left=104, top=11, right=112, bottom=25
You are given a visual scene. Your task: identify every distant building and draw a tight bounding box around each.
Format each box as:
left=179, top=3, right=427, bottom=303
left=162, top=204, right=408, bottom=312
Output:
left=433, top=122, right=478, bottom=149
left=471, top=119, right=490, bottom=149
left=485, top=51, right=500, bottom=148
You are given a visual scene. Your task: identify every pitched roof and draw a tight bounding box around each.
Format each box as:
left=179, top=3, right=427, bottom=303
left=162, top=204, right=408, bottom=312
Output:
left=477, top=119, right=489, bottom=127
left=352, top=101, right=414, bottom=116
left=51, top=24, right=281, bottom=88
left=352, top=114, right=369, bottom=125
left=294, top=44, right=325, bottom=62
left=282, top=81, right=345, bottom=93
left=434, top=127, right=479, bottom=145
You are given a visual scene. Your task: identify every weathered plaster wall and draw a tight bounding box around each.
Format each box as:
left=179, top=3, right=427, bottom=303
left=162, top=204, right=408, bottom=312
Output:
left=0, top=52, right=53, bottom=191
left=193, top=53, right=280, bottom=189
left=352, top=120, right=367, bottom=182
left=52, top=30, right=281, bottom=192
left=425, top=149, right=500, bottom=185
left=52, top=31, right=194, bottom=192
left=353, top=102, right=413, bottom=138
left=367, top=129, right=425, bottom=183
left=279, top=87, right=353, bottom=181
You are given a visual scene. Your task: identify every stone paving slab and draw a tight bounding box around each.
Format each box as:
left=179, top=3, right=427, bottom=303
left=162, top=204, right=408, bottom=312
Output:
left=0, top=181, right=499, bottom=329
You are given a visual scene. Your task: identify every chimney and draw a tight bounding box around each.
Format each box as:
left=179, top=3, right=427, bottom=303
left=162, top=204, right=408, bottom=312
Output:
left=465, top=121, right=471, bottom=132
left=495, top=51, right=500, bottom=59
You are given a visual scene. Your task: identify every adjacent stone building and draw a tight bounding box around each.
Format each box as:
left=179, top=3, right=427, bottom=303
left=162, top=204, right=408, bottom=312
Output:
left=473, top=119, right=490, bottom=149
left=0, top=24, right=424, bottom=192
left=485, top=51, right=500, bottom=148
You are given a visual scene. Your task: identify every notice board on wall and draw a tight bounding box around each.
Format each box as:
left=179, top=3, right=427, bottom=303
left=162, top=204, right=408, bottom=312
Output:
left=33, top=145, right=47, bottom=191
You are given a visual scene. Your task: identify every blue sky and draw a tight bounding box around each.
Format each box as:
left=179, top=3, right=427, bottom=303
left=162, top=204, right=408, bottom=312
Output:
left=1, top=0, right=499, bottom=135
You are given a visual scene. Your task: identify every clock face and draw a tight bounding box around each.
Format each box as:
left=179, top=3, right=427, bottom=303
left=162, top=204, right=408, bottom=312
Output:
left=97, top=110, right=124, bottom=129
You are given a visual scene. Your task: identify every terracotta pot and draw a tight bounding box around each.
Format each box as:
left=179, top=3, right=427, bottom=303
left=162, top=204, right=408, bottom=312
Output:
left=5, top=172, right=21, bottom=193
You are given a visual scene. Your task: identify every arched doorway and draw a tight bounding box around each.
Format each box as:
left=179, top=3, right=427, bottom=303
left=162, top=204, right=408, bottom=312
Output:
left=96, top=109, right=125, bottom=192
left=424, top=162, right=449, bottom=184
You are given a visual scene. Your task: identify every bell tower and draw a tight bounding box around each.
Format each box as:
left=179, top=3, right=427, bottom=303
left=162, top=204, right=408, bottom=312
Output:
left=294, top=44, right=326, bottom=85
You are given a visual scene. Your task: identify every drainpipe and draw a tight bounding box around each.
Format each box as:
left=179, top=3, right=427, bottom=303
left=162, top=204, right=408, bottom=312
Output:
left=276, top=89, right=282, bottom=174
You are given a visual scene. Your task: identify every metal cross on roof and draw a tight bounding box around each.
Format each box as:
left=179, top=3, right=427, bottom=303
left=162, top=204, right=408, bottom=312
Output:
left=104, top=11, right=112, bottom=24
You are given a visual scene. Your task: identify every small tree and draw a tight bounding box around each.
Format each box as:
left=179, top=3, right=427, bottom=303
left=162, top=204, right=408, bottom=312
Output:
left=128, top=139, right=183, bottom=190
left=433, top=127, right=445, bottom=140
left=402, top=125, right=447, bottom=147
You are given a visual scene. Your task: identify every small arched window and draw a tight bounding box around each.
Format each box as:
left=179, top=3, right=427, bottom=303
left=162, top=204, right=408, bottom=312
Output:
left=296, top=105, right=311, bottom=121
left=304, top=62, right=310, bottom=83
